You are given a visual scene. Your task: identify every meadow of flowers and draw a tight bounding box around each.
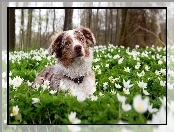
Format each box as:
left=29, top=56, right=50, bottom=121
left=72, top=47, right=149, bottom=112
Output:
left=6, top=44, right=167, bottom=125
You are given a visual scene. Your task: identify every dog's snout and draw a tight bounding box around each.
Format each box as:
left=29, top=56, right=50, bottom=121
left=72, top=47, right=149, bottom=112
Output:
left=74, top=45, right=82, bottom=52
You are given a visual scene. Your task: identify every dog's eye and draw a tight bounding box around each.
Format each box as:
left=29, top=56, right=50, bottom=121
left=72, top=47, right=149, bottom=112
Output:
left=80, top=38, right=84, bottom=42
left=65, top=42, right=70, bottom=46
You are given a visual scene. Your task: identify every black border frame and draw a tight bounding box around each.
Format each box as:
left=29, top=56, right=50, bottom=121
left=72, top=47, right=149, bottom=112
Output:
left=7, top=6, right=167, bottom=125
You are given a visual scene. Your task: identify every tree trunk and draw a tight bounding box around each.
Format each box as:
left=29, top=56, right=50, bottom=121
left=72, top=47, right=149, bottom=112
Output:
left=63, top=2, right=73, bottom=31
left=39, top=9, right=42, bottom=46
left=119, top=9, right=129, bottom=46
left=110, top=9, right=113, bottom=44
left=116, top=9, right=121, bottom=45
left=53, top=9, right=56, bottom=32
left=20, top=9, right=24, bottom=50
left=87, top=9, right=92, bottom=29
left=96, top=9, right=99, bottom=45
left=105, top=9, right=108, bottom=44
left=63, top=9, right=73, bottom=31
left=26, top=9, right=33, bottom=49
left=45, top=9, right=49, bottom=33
left=9, top=9, right=15, bottom=51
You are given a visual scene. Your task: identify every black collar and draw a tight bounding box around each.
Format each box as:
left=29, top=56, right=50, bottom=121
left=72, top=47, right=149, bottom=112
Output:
left=64, top=74, right=85, bottom=85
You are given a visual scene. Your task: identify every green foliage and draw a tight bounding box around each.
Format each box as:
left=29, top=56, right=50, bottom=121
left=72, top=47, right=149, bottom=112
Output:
left=9, top=45, right=166, bottom=124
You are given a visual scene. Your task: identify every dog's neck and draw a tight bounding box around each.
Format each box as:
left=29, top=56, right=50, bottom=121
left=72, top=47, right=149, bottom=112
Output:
left=54, top=48, right=93, bottom=79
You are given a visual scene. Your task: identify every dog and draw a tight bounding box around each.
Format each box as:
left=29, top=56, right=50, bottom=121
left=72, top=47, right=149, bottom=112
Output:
left=32, top=27, right=96, bottom=100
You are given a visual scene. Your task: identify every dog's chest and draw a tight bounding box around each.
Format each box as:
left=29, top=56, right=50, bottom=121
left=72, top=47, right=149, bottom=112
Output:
left=60, top=72, right=96, bottom=97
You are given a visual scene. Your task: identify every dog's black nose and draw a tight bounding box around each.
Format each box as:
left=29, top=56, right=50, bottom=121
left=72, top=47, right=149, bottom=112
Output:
left=74, top=45, right=82, bottom=53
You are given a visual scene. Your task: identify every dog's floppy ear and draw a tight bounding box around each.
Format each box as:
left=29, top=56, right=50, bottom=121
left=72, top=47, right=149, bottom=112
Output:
left=79, top=27, right=96, bottom=46
left=48, top=31, right=64, bottom=58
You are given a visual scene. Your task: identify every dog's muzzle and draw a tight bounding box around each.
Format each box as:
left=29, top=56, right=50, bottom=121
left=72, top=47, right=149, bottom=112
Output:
left=74, top=45, right=84, bottom=57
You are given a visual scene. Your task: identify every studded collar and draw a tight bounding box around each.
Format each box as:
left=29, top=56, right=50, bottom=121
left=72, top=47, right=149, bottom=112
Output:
left=63, top=74, right=86, bottom=85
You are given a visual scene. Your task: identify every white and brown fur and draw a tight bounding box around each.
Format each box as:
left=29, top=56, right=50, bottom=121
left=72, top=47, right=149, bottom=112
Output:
left=32, top=27, right=96, bottom=99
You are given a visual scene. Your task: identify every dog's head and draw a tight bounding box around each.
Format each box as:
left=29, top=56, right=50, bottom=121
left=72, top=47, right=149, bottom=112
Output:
left=48, top=27, right=96, bottom=67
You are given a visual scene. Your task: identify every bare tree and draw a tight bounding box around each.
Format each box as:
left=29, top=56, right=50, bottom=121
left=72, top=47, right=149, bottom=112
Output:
left=105, top=9, right=108, bottom=44
left=109, top=9, right=113, bottom=44
left=63, top=2, right=73, bottom=30
left=26, top=9, right=33, bottom=48
left=53, top=9, right=56, bottom=32
left=119, top=9, right=163, bottom=48
left=87, top=9, right=92, bottom=29
left=115, top=9, right=121, bottom=45
left=38, top=9, right=42, bottom=45
left=9, top=9, right=15, bottom=51
left=45, top=9, right=49, bottom=33
left=20, top=9, right=24, bottom=50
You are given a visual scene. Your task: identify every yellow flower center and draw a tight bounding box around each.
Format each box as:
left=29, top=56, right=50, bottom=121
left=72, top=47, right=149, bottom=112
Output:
left=12, top=109, right=18, bottom=115
left=137, top=105, right=144, bottom=111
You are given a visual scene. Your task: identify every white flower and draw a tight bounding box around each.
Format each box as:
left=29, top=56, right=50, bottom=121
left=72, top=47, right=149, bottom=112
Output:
left=113, top=54, right=120, bottom=59
left=44, top=80, right=50, bottom=87
left=160, top=80, right=166, bottom=87
left=158, top=60, right=163, bottom=65
left=10, top=105, right=19, bottom=116
left=32, top=98, right=40, bottom=104
left=110, top=89, right=116, bottom=95
left=76, top=93, right=86, bottom=102
left=168, top=101, right=174, bottom=113
left=59, top=81, right=67, bottom=91
left=105, top=64, right=109, bottom=68
left=167, top=83, right=174, bottom=90
left=145, top=65, right=150, bottom=71
left=90, top=95, right=98, bottom=101
left=160, top=68, right=166, bottom=75
left=68, top=111, right=81, bottom=124
left=69, top=88, right=76, bottom=96
left=99, top=92, right=104, bottom=96
left=168, top=69, right=174, bottom=77
left=118, top=58, right=124, bottom=64
left=103, top=82, right=108, bottom=90
left=42, top=84, right=50, bottom=91
left=122, top=103, right=132, bottom=112
left=2, top=79, right=7, bottom=89
left=135, top=45, right=139, bottom=48
left=137, top=70, right=145, bottom=77
left=27, top=80, right=32, bottom=86
left=152, top=111, right=173, bottom=130
left=9, top=71, right=12, bottom=76
left=49, top=90, right=57, bottom=95
left=11, top=76, right=23, bottom=88
left=135, top=65, right=140, bottom=70
left=123, top=88, right=130, bottom=95
left=148, top=104, right=158, bottom=113
left=123, top=79, right=133, bottom=89
left=148, top=106, right=166, bottom=124
left=34, top=55, right=42, bottom=61
left=115, top=83, right=121, bottom=88
left=98, top=69, right=101, bottom=74
left=135, top=62, right=141, bottom=69
left=133, top=94, right=149, bottom=114
left=155, top=70, right=161, bottom=76
left=159, top=96, right=166, bottom=107
left=117, top=93, right=126, bottom=104
left=2, top=72, right=6, bottom=78
left=109, top=76, right=115, bottom=83
left=143, top=89, right=150, bottom=95
left=117, top=120, right=129, bottom=124
left=137, top=80, right=147, bottom=89
left=33, top=83, right=40, bottom=91
left=124, top=67, right=130, bottom=73
left=67, top=125, right=81, bottom=132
